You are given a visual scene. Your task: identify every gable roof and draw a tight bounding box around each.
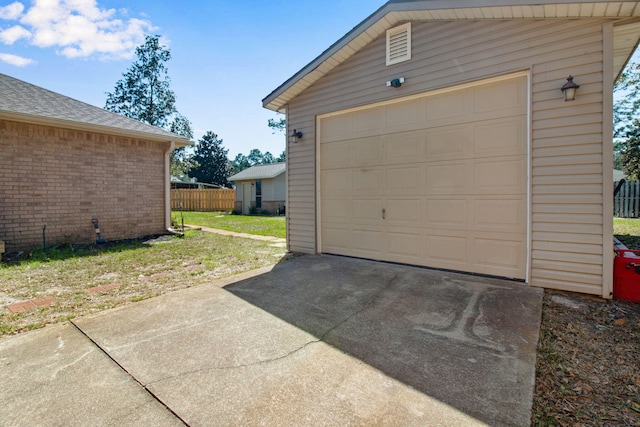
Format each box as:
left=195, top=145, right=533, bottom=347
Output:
left=228, top=162, right=286, bottom=181
left=0, top=73, right=190, bottom=146
left=263, top=0, right=640, bottom=112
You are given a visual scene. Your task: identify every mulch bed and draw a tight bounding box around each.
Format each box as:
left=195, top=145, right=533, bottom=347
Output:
left=532, top=290, right=640, bottom=426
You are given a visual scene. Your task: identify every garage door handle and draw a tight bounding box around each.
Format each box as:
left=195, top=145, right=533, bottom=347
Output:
left=382, top=208, right=386, bottom=219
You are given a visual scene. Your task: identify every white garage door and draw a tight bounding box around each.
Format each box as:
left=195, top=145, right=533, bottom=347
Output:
left=319, top=74, right=528, bottom=280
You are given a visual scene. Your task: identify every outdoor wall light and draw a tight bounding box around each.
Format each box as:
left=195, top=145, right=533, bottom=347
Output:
left=386, top=77, right=405, bottom=88
left=561, top=75, right=580, bottom=101
left=291, top=129, right=303, bottom=143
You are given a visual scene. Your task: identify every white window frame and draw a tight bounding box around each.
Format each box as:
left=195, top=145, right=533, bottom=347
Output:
left=386, top=22, right=411, bottom=66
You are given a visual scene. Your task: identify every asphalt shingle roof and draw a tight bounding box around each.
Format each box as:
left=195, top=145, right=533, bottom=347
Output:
left=0, top=73, right=189, bottom=144
left=228, top=162, right=286, bottom=181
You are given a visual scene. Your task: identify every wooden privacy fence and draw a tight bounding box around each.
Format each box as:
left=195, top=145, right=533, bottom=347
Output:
left=614, top=180, right=640, bottom=218
left=171, top=188, right=235, bottom=211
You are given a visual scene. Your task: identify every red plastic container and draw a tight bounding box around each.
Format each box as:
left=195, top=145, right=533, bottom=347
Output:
left=613, top=249, right=640, bottom=302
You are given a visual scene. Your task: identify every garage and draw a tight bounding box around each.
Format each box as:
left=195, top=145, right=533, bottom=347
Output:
left=318, top=74, right=528, bottom=280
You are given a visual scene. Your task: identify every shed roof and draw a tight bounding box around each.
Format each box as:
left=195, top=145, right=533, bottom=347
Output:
left=0, top=73, right=190, bottom=146
left=263, top=0, right=640, bottom=112
left=228, top=162, right=286, bottom=181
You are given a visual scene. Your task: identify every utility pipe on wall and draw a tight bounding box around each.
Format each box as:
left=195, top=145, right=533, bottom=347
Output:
left=164, top=141, right=176, bottom=231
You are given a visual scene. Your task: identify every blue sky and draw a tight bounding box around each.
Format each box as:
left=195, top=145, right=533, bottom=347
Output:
left=0, top=0, right=385, bottom=158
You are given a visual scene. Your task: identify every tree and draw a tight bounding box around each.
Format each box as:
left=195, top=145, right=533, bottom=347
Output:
left=230, top=149, right=286, bottom=173
left=231, top=153, right=250, bottom=174
left=168, top=114, right=197, bottom=179
left=621, top=119, right=640, bottom=179
left=105, top=35, right=177, bottom=127
left=104, top=34, right=195, bottom=177
left=614, top=60, right=640, bottom=171
left=268, top=116, right=286, bottom=134
left=247, top=148, right=264, bottom=166
left=190, top=132, right=231, bottom=187
left=262, top=151, right=275, bottom=164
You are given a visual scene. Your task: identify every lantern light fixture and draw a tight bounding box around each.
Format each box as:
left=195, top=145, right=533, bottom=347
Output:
left=290, top=129, right=303, bottom=143
left=561, top=75, right=580, bottom=101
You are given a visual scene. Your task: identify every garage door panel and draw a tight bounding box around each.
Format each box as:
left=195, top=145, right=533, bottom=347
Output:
left=387, top=232, right=421, bottom=260
left=386, top=166, right=421, bottom=192
left=352, top=139, right=384, bottom=166
left=322, top=197, right=352, bottom=222
left=426, top=163, right=468, bottom=194
left=353, top=169, right=384, bottom=193
left=474, top=117, right=527, bottom=157
left=473, top=78, right=527, bottom=117
left=322, top=226, right=351, bottom=252
left=352, top=107, right=384, bottom=135
left=321, top=141, right=352, bottom=169
left=474, top=158, right=526, bottom=193
left=473, top=197, right=526, bottom=233
left=472, top=237, right=526, bottom=278
left=321, top=114, right=354, bottom=143
left=322, top=170, right=352, bottom=194
left=352, top=199, right=381, bottom=223
left=424, top=127, right=467, bottom=160
left=426, top=90, right=470, bottom=125
left=320, top=74, right=528, bottom=280
left=425, top=234, right=468, bottom=265
left=425, top=199, right=468, bottom=228
left=384, top=98, right=425, bottom=131
left=386, top=133, right=422, bottom=164
left=385, top=199, right=421, bottom=226
left=352, top=229, right=384, bottom=255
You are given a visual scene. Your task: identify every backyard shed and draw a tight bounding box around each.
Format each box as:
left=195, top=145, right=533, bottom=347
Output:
left=228, top=163, right=286, bottom=214
left=0, top=73, right=190, bottom=253
left=263, top=0, right=640, bottom=297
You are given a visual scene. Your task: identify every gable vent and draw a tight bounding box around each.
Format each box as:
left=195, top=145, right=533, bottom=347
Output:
left=386, top=23, right=411, bottom=66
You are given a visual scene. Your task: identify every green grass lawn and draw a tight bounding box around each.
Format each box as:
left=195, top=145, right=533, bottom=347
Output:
left=173, top=211, right=286, bottom=239
left=613, top=218, right=640, bottom=249
left=0, top=230, right=287, bottom=337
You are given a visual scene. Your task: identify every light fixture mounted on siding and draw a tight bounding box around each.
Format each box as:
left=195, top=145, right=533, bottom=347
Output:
left=561, top=75, right=580, bottom=101
left=386, top=77, right=405, bottom=88
left=290, top=129, right=303, bottom=143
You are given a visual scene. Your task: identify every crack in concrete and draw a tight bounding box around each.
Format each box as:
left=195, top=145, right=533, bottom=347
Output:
left=144, top=338, right=323, bottom=386
left=138, top=276, right=400, bottom=386
left=69, top=320, right=189, bottom=426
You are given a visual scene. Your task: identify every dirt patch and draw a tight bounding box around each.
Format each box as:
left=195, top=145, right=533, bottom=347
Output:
left=532, top=290, right=640, bottom=426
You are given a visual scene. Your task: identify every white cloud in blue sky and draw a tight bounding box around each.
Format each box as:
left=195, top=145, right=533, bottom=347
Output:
left=0, top=2, right=24, bottom=20
left=0, top=52, right=33, bottom=66
left=0, top=0, right=383, bottom=157
left=0, top=0, right=155, bottom=64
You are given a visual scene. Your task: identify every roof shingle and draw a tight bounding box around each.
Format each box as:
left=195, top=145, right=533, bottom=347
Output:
left=228, top=162, right=286, bottom=181
left=0, top=73, right=190, bottom=144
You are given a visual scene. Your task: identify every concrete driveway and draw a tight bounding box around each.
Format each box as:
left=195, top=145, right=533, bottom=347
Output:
left=0, top=254, right=543, bottom=426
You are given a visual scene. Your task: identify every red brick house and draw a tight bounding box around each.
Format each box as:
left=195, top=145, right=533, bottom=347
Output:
left=0, top=73, right=190, bottom=253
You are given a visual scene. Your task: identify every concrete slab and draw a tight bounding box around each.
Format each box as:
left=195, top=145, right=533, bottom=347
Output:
left=72, top=255, right=542, bottom=426
left=225, top=255, right=543, bottom=426
left=0, top=323, right=182, bottom=427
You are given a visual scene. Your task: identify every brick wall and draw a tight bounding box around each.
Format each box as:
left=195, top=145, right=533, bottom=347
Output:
left=0, top=119, right=170, bottom=253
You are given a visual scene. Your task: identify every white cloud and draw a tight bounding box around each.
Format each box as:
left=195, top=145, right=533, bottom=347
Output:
left=0, top=25, right=31, bottom=44
left=0, top=52, right=34, bottom=66
left=0, top=2, right=24, bottom=20
left=0, top=0, right=155, bottom=60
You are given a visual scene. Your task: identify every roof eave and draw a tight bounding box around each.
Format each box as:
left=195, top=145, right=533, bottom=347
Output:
left=262, top=0, right=640, bottom=112
left=228, top=169, right=286, bottom=182
left=0, top=110, right=191, bottom=147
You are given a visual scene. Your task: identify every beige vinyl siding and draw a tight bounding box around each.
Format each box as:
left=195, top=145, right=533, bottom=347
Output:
left=272, top=172, right=286, bottom=201
left=287, top=18, right=611, bottom=295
